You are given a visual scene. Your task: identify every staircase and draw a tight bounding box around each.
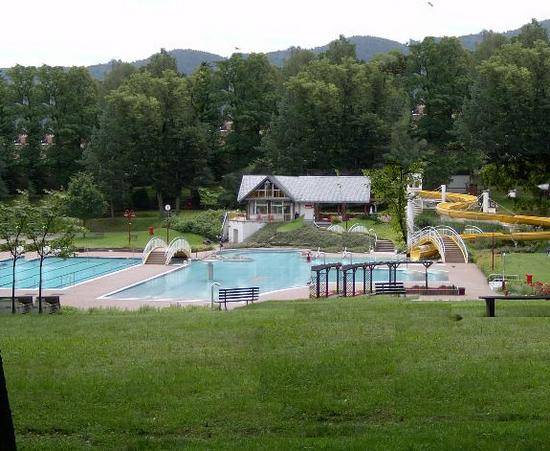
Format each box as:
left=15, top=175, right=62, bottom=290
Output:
left=145, top=250, right=166, bottom=265
left=375, top=240, right=395, bottom=253
left=441, top=237, right=466, bottom=263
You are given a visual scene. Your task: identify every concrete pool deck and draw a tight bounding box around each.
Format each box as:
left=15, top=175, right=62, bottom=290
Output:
left=0, top=250, right=494, bottom=311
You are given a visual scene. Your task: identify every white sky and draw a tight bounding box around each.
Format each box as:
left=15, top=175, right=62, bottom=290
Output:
left=1, top=0, right=549, bottom=67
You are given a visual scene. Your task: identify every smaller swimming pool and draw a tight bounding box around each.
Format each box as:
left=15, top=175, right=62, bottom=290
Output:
left=0, top=257, right=140, bottom=289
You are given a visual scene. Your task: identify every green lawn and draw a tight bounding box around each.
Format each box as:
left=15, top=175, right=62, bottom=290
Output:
left=346, top=217, right=400, bottom=242
left=276, top=216, right=304, bottom=232
left=74, top=229, right=207, bottom=250
left=75, top=210, right=211, bottom=250
left=4, top=297, right=550, bottom=449
left=474, top=250, right=550, bottom=284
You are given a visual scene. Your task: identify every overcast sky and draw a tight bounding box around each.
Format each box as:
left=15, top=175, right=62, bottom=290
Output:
left=1, top=0, right=549, bottom=68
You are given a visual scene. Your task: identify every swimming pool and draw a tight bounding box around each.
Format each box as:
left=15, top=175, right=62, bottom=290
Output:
left=104, top=250, right=448, bottom=302
left=0, top=257, right=140, bottom=289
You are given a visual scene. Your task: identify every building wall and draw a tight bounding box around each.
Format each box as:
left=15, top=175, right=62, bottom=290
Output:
left=228, top=219, right=265, bottom=244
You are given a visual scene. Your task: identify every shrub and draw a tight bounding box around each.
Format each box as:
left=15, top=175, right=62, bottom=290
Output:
left=170, top=209, right=225, bottom=241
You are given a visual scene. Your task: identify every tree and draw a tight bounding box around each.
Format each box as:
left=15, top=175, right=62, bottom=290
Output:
left=215, top=53, right=280, bottom=173
left=0, top=193, right=31, bottom=312
left=6, top=65, right=44, bottom=194
left=26, top=191, right=79, bottom=313
left=143, top=48, right=179, bottom=77
left=511, top=19, right=549, bottom=48
left=282, top=47, right=316, bottom=78
left=320, top=35, right=357, bottom=64
left=406, top=37, right=471, bottom=148
left=456, top=40, right=550, bottom=206
left=38, top=66, right=99, bottom=188
left=364, top=159, right=424, bottom=243
left=65, top=172, right=107, bottom=233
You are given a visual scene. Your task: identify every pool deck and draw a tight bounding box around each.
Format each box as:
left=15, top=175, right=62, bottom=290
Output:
left=0, top=250, right=494, bottom=311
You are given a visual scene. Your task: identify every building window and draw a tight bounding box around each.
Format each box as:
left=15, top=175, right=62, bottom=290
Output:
left=254, top=202, right=268, bottom=215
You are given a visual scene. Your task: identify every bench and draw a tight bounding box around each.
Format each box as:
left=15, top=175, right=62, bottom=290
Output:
left=479, top=295, right=550, bottom=317
left=216, top=287, right=259, bottom=310
left=35, top=296, right=61, bottom=313
left=0, top=296, right=34, bottom=314
left=375, top=282, right=406, bottom=296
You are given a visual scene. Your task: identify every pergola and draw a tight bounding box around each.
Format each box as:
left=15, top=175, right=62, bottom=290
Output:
left=310, top=260, right=434, bottom=298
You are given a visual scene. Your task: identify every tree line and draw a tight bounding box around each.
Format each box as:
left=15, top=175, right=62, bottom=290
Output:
left=0, top=20, right=549, bottom=215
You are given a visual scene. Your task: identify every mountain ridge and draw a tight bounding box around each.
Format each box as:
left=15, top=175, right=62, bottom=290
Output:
left=2, top=19, right=549, bottom=79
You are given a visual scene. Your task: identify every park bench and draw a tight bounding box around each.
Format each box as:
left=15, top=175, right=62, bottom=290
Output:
left=479, top=295, right=550, bottom=317
left=0, top=296, right=34, bottom=314
left=216, top=287, right=259, bottom=310
left=375, top=282, right=406, bottom=296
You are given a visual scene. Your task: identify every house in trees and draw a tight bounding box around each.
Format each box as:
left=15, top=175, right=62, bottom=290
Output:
left=228, top=175, right=371, bottom=243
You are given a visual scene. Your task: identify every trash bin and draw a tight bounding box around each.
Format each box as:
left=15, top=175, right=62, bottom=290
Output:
left=526, top=274, right=533, bottom=285
left=458, top=287, right=465, bottom=295
left=148, top=226, right=154, bottom=235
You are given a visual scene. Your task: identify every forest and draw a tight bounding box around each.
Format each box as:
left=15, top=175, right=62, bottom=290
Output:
left=0, top=19, right=549, bottom=216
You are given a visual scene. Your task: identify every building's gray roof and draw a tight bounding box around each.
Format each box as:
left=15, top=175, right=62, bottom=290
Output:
left=237, top=175, right=371, bottom=203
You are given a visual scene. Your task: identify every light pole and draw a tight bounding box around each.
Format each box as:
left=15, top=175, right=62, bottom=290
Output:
left=165, top=204, right=171, bottom=243
left=502, top=252, right=506, bottom=291
left=124, top=210, right=135, bottom=246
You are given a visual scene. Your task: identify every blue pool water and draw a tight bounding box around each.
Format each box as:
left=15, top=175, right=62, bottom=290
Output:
left=0, top=257, right=140, bottom=289
left=105, top=250, right=448, bottom=301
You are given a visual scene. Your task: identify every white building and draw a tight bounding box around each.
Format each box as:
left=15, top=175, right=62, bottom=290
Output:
left=229, top=175, right=372, bottom=243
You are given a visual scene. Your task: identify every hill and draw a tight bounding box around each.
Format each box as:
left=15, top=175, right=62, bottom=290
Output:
left=457, top=18, right=550, bottom=50
left=2, top=19, right=549, bottom=79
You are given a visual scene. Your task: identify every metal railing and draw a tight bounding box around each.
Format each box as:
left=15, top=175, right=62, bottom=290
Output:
left=141, top=237, right=167, bottom=264
left=348, top=224, right=378, bottom=249
left=435, top=226, right=469, bottom=263
left=408, top=226, right=447, bottom=262
left=463, top=225, right=484, bottom=234
left=164, top=237, right=192, bottom=265
left=327, top=224, right=346, bottom=234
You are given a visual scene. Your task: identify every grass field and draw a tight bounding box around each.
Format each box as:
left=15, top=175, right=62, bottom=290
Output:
left=4, top=297, right=550, bottom=449
left=474, top=251, right=550, bottom=284
left=74, top=229, right=207, bottom=250
left=75, top=211, right=211, bottom=250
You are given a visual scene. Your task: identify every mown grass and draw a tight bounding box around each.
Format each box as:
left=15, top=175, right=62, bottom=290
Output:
left=276, top=216, right=304, bottom=232
left=4, top=298, right=550, bottom=449
left=76, top=211, right=211, bottom=250
left=474, top=250, right=550, bottom=284
left=74, top=229, right=207, bottom=250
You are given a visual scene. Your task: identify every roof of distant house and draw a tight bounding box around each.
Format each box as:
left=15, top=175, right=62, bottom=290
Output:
left=237, top=175, right=371, bottom=204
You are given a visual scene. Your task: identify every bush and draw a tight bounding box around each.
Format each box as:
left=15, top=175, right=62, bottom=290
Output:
left=170, top=209, right=225, bottom=241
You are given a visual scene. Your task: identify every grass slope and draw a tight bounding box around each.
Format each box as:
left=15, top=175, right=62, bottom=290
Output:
left=3, top=298, right=550, bottom=449
left=474, top=251, right=550, bottom=284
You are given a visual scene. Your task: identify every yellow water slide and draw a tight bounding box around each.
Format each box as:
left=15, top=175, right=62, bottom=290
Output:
left=408, top=191, right=550, bottom=261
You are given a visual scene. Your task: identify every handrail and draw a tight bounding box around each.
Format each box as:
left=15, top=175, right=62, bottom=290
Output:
left=348, top=224, right=378, bottom=251
left=342, top=247, right=353, bottom=264
left=220, top=212, right=230, bottom=241
left=435, top=226, right=469, bottom=263
left=408, top=226, right=447, bottom=262
left=142, top=237, right=167, bottom=264
left=463, top=225, right=484, bottom=234
left=164, top=237, right=192, bottom=264
left=327, top=224, right=346, bottom=234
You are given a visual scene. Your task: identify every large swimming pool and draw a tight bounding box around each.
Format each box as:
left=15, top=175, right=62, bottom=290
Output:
left=0, top=257, right=140, bottom=289
left=105, top=250, right=448, bottom=302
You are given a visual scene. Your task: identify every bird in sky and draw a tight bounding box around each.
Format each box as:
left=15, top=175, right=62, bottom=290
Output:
left=427, top=1, right=433, bottom=6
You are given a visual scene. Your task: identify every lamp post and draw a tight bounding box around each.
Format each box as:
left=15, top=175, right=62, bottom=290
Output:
left=501, top=252, right=506, bottom=291
left=124, top=210, right=135, bottom=246
left=165, top=204, right=171, bottom=243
